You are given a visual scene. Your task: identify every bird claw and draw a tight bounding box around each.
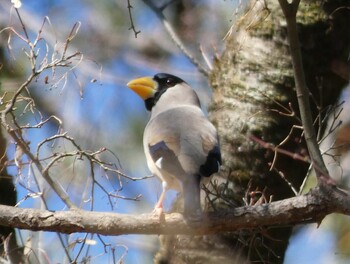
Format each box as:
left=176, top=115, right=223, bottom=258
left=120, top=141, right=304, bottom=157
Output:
left=152, top=206, right=164, bottom=215
left=152, top=206, right=166, bottom=222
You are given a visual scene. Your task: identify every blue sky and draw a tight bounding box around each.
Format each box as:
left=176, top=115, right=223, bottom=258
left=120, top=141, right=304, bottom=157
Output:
left=1, top=0, right=348, bottom=263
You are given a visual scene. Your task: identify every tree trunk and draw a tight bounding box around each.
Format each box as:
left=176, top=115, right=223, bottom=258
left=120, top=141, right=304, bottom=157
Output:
left=0, top=130, right=23, bottom=263
left=155, top=0, right=350, bottom=263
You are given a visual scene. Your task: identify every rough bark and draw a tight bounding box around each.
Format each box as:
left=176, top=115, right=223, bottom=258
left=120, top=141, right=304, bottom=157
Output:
left=155, top=0, right=350, bottom=263
left=0, top=185, right=349, bottom=236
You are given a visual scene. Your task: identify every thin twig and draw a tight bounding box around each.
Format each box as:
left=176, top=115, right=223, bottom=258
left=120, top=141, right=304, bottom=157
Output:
left=277, top=0, right=329, bottom=180
left=250, top=135, right=310, bottom=164
left=269, top=125, right=303, bottom=170
left=199, top=45, right=213, bottom=71
left=142, top=0, right=209, bottom=77
left=0, top=14, right=86, bottom=210
left=127, top=0, right=141, bottom=38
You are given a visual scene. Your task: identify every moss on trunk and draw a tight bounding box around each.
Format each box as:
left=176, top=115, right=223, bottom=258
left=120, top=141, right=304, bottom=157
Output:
left=155, top=0, right=350, bottom=263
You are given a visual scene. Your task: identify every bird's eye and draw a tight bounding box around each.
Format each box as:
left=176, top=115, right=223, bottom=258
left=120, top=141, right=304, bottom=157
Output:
left=165, top=78, right=177, bottom=87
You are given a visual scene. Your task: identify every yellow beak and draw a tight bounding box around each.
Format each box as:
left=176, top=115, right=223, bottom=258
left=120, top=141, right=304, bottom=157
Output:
left=127, top=77, right=158, bottom=100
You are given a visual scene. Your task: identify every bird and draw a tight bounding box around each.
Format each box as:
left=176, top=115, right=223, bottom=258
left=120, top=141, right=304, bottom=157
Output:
left=127, top=73, right=221, bottom=221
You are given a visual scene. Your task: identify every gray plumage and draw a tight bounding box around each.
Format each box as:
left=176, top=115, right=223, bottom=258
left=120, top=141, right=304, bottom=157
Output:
left=142, top=74, right=221, bottom=220
left=143, top=73, right=221, bottom=217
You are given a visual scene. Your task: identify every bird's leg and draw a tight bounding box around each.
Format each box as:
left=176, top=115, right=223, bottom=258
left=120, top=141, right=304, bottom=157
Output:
left=153, top=181, right=168, bottom=215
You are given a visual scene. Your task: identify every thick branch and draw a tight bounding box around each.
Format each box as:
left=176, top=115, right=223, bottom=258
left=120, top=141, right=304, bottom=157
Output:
left=1, top=186, right=349, bottom=236
left=278, top=0, right=329, bottom=177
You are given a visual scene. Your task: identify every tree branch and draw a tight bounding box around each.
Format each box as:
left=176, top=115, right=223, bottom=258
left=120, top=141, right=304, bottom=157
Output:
left=277, top=0, right=329, bottom=179
left=142, top=0, right=209, bottom=77
left=127, top=0, right=141, bottom=38
left=1, top=185, right=349, bottom=236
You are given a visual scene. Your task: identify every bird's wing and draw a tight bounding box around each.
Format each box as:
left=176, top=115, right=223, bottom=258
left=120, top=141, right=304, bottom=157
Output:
left=148, top=134, right=185, bottom=175
left=144, top=107, right=221, bottom=179
left=144, top=106, right=221, bottom=220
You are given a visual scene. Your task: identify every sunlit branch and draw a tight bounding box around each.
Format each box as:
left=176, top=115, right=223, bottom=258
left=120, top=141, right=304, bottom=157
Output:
left=0, top=185, right=349, bottom=235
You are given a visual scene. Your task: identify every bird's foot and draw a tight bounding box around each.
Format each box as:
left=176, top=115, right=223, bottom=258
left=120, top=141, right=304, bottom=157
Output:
left=152, top=202, right=165, bottom=221
left=152, top=206, right=164, bottom=215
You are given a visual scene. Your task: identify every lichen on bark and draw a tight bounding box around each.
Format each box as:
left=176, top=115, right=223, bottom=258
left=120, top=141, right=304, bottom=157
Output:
left=155, top=0, right=350, bottom=263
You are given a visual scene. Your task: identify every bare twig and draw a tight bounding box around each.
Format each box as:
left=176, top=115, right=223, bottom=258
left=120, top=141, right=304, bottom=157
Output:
left=127, top=0, right=141, bottom=38
left=36, top=133, right=149, bottom=182
left=318, top=102, right=344, bottom=145
left=0, top=15, right=90, bottom=210
left=277, top=0, right=329, bottom=180
left=0, top=19, right=79, bottom=209
left=142, top=0, right=209, bottom=77
left=271, top=168, right=299, bottom=196
left=268, top=125, right=304, bottom=171
left=250, top=135, right=310, bottom=164
left=1, top=11, right=141, bottom=211
left=199, top=45, right=213, bottom=71
left=15, top=8, right=29, bottom=41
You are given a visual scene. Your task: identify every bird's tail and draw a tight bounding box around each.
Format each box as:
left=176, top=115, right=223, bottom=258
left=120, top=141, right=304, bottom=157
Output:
left=182, top=174, right=203, bottom=222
